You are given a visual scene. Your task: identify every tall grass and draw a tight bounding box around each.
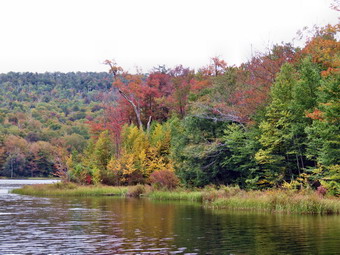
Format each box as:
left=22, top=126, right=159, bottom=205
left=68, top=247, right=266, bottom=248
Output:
left=209, top=189, right=340, bottom=215
left=12, top=182, right=129, bottom=197
left=147, top=190, right=203, bottom=202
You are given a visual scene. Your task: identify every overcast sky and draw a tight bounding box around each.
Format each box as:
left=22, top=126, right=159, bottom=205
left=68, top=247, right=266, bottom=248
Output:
left=0, top=0, right=338, bottom=73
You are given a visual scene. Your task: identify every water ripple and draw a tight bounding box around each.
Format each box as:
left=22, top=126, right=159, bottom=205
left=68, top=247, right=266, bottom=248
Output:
left=1, top=180, right=340, bottom=254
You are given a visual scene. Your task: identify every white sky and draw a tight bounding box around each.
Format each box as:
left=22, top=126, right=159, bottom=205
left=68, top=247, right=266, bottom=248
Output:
left=0, top=0, right=338, bottom=73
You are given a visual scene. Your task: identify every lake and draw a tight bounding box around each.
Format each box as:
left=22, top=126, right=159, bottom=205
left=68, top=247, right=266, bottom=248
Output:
left=0, top=180, right=340, bottom=254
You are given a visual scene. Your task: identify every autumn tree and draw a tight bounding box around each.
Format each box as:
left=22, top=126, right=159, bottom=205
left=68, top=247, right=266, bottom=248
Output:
left=231, top=44, right=297, bottom=123
left=105, top=60, right=145, bottom=129
left=30, top=141, right=57, bottom=177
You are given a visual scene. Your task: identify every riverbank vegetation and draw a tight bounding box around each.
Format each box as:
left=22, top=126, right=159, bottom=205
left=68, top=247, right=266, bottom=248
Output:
left=1, top=12, right=339, bottom=206
left=13, top=182, right=129, bottom=197
left=13, top=183, right=340, bottom=214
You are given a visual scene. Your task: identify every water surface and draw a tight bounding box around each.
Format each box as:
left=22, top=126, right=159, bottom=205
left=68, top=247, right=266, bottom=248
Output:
left=0, top=180, right=340, bottom=254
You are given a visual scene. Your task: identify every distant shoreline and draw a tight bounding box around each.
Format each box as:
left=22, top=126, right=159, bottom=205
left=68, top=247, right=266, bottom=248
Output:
left=0, top=177, right=61, bottom=180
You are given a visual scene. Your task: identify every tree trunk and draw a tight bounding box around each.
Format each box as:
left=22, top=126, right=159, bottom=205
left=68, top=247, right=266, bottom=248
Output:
left=118, top=89, right=143, bottom=129
left=147, top=116, right=152, bottom=133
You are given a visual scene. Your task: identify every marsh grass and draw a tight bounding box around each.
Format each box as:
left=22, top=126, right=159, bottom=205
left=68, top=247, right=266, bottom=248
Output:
left=12, top=182, right=129, bottom=197
left=147, top=190, right=203, bottom=202
left=210, top=189, right=340, bottom=214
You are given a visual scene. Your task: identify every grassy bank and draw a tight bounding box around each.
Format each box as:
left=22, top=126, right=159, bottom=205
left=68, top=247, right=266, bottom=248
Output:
left=147, top=190, right=203, bottom=201
left=12, top=182, right=128, bottom=197
left=12, top=183, right=340, bottom=214
left=208, top=189, right=340, bottom=215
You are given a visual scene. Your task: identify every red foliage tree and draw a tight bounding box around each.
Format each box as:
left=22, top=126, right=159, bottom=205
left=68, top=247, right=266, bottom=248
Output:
left=166, top=65, right=194, bottom=118
left=230, top=44, right=297, bottom=122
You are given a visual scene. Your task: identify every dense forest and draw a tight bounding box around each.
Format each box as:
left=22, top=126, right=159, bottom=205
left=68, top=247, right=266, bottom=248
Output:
left=0, top=72, right=113, bottom=177
left=0, top=25, right=339, bottom=195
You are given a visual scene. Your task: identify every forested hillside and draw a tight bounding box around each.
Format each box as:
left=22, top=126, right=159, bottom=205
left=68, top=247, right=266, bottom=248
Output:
left=1, top=25, right=339, bottom=195
left=0, top=72, right=113, bottom=177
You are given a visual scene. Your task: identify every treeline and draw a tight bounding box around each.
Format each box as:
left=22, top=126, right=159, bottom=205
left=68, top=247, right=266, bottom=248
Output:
left=0, top=72, right=114, bottom=177
left=0, top=72, right=113, bottom=104
left=67, top=25, right=339, bottom=195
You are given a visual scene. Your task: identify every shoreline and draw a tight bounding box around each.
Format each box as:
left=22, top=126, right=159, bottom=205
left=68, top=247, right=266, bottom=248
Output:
left=12, top=183, right=340, bottom=215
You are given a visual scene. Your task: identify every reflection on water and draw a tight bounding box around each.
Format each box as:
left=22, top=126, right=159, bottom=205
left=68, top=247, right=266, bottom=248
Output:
left=0, top=180, right=340, bottom=254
